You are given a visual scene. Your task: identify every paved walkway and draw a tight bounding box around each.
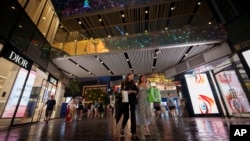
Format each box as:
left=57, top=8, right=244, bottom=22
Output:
left=0, top=112, right=250, bottom=141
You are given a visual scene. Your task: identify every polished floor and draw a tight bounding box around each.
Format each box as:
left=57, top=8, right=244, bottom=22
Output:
left=0, top=111, right=250, bottom=141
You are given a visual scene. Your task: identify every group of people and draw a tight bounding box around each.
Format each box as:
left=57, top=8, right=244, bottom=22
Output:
left=66, top=97, right=85, bottom=122
left=86, top=102, right=105, bottom=118
left=118, top=73, right=152, bottom=140
left=117, top=73, right=177, bottom=140
left=42, top=73, right=176, bottom=140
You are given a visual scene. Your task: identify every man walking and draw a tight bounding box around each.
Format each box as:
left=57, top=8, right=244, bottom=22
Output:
left=45, top=95, right=56, bottom=123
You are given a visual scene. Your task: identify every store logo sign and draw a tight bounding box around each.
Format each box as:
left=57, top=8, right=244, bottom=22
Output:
left=8, top=51, right=29, bottom=69
left=193, top=65, right=213, bottom=75
left=49, top=77, right=58, bottom=85
left=48, top=74, right=58, bottom=85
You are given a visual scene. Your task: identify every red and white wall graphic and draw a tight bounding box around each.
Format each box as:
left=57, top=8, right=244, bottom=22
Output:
left=185, top=73, right=219, bottom=114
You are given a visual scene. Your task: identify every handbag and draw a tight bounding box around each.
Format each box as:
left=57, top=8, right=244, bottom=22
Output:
left=147, top=87, right=162, bottom=102
left=121, top=80, right=129, bottom=103
left=121, top=90, right=129, bottom=103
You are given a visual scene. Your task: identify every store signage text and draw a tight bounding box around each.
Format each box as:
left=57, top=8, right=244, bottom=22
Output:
left=8, top=51, right=29, bottom=69
left=193, top=65, right=213, bottom=75
left=48, top=74, right=58, bottom=85
left=49, top=77, right=58, bottom=85
left=2, top=46, right=32, bottom=70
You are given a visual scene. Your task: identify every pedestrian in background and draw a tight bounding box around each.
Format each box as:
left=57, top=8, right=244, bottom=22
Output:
left=44, top=95, right=56, bottom=123
left=66, top=97, right=77, bottom=122
left=167, top=93, right=176, bottom=117
left=77, top=97, right=84, bottom=120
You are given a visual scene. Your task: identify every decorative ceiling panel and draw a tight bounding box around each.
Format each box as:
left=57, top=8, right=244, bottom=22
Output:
left=183, top=44, right=215, bottom=60
left=73, top=55, right=112, bottom=77
left=127, top=50, right=155, bottom=74
left=50, top=0, right=229, bottom=79
left=98, top=53, right=131, bottom=76
left=155, top=47, right=189, bottom=72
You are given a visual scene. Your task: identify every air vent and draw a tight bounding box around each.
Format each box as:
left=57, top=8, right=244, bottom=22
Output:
left=175, top=62, right=188, bottom=74
left=188, top=55, right=205, bottom=68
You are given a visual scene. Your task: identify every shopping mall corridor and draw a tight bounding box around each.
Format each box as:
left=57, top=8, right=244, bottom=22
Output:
left=0, top=111, right=250, bottom=141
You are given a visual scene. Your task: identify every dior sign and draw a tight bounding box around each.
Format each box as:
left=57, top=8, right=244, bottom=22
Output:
left=48, top=74, right=58, bottom=85
left=1, top=45, right=32, bottom=70
left=8, top=51, right=29, bottom=69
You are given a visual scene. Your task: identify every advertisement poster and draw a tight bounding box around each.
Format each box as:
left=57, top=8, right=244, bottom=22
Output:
left=242, top=50, right=250, bottom=69
left=16, top=70, right=37, bottom=117
left=215, top=71, right=250, bottom=113
left=185, top=73, right=219, bottom=114
left=2, top=68, right=28, bottom=118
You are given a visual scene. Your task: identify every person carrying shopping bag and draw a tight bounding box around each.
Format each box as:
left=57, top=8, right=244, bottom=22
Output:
left=120, top=73, right=139, bottom=140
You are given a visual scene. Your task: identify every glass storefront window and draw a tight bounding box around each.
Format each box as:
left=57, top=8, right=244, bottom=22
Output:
left=24, top=0, right=46, bottom=24
left=0, top=58, right=19, bottom=127
left=37, top=1, right=54, bottom=37
left=9, top=13, right=35, bottom=53
left=0, top=0, right=22, bottom=40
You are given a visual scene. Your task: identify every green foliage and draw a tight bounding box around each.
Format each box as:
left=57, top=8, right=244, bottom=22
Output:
left=85, top=87, right=109, bottom=105
left=66, top=80, right=80, bottom=96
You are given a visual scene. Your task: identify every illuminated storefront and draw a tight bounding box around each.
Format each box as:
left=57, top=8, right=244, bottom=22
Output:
left=0, top=44, right=64, bottom=128
left=182, top=55, right=250, bottom=117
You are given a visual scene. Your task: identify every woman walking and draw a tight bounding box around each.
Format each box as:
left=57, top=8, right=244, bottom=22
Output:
left=136, top=74, right=152, bottom=139
left=120, top=73, right=139, bottom=140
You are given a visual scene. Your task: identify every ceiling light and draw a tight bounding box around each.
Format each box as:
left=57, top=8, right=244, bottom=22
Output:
left=165, top=27, right=168, bottom=30
left=208, top=21, right=212, bottom=24
left=108, top=35, right=111, bottom=38
left=126, top=59, right=129, bottom=61
left=99, top=18, right=102, bottom=22
left=122, top=14, right=125, bottom=18
left=145, top=10, right=148, bottom=14
left=18, top=25, right=22, bottom=28
left=42, top=17, right=46, bottom=20
left=11, top=6, right=15, bottom=10
left=78, top=21, right=82, bottom=24
left=60, top=25, right=63, bottom=28
left=198, top=2, right=201, bottom=5
left=171, top=7, right=175, bottom=10
left=125, top=33, right=128, bottom=35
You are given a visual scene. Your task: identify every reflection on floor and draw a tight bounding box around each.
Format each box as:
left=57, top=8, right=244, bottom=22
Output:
left=0, top=111, right=250, bottom=141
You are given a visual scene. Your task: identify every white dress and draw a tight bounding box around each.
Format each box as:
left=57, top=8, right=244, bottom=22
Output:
left=136, top=87, right=152, bottom=126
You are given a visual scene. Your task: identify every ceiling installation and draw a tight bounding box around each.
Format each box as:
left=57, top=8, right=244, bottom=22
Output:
left=50, top=0, right=228, bottom=79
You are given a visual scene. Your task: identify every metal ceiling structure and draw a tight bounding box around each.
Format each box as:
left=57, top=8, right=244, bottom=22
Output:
left=51, top=0, right=228, bottom=79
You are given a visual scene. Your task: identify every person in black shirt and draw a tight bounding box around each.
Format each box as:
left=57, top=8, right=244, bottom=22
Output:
left=45, top=95, right=56, bottom=123
left=77, top=97, right=84, bottom=120
left=120, top=73, right=139, bottom=140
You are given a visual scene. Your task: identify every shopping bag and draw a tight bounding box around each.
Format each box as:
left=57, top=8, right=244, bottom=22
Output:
left=121, top=90, right=129, bottom=103
left=147, top=87, right=161, bottom=102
